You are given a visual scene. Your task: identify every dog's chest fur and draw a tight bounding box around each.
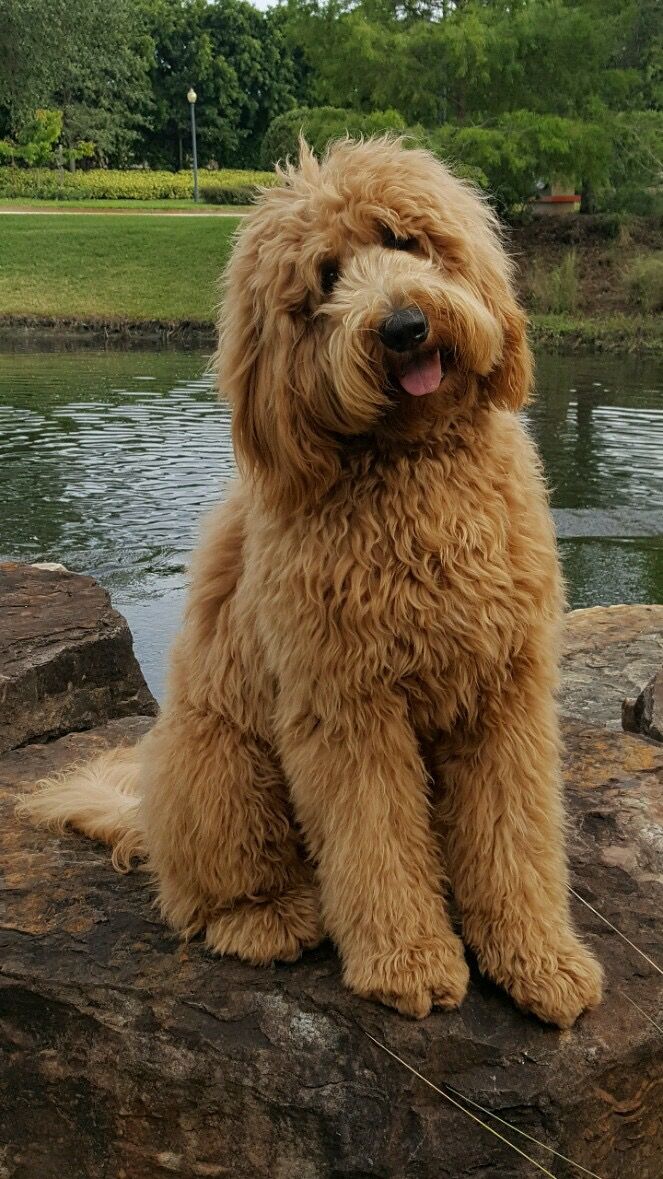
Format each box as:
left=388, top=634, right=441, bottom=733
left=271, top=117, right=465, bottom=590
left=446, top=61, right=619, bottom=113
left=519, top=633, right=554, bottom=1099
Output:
left=248, top=411, right=559, bottom=736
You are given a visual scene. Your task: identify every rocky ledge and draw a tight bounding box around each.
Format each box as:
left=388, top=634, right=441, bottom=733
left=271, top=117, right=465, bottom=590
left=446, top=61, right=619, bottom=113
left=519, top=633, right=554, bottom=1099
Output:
left=0, top=568, right=661, bottom=1179
left=0, top=562, right=157, bottom=754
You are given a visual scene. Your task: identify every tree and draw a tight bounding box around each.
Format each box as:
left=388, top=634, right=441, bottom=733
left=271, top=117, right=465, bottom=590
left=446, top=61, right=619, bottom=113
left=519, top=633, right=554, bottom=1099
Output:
left=0, top=0, right=73, bottom=126
left=54, top=0, right=155, bottom=167
left=143, top=0, right=300, bottom=170
left=260, top=105, right=407, bottom=168
left=429, top=112, right=613, bottom=211
left=0, top=0, right=154, bottom=165
left=0, top=0, right=658, bottom=196
left=0, top=109, right=63, bottom=165
left=279, top=0, right=662, bottom=210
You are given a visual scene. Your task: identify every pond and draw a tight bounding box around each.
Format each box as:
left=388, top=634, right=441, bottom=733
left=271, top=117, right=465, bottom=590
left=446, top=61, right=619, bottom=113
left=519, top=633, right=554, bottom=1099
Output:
left=1, top=342, right=661, bottom=700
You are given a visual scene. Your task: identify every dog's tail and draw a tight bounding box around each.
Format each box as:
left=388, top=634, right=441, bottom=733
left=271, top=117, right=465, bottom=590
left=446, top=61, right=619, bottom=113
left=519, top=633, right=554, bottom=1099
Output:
left=16, top=744, right=146, bottom=871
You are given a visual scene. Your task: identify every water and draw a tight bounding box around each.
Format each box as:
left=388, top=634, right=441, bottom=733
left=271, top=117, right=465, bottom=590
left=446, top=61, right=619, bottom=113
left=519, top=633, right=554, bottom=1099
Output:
left=1, top=344, right=661, bottom=699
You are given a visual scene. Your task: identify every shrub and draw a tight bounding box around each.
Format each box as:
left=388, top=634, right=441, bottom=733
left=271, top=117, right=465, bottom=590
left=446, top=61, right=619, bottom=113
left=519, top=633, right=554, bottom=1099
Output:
left=582, top=213, right=632, bottom=241
left=625, top=255, right=663, bottom=313
left=0, top=167, right=277, bottom=202
left=199, top=183, right=262, bottom=205
left=530, top=250, right=579, bottom=313
left=428, top=112, right=611, bottom=214
left=604, top=186, right=663, bottom=218
left=0, top=109, right=63, bottom=167
left=260, top=106, right=407, bottom=169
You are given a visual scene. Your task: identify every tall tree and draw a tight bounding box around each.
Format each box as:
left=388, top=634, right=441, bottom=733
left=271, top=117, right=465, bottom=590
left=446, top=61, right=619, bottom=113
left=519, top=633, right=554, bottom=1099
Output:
left=278, top=0, right=662, bottom=208
left=144, top=0, right=299, bottom=170
left=0, top=0, right=154, bottom=164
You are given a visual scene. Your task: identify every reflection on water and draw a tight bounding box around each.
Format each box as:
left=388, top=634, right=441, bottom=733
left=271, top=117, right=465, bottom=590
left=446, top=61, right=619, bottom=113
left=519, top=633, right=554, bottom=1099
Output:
left=0, top=345, right=661, bottom=698
left=528, top=353, right=662, bottom=510
left=526, top=352, right=663, bottom=614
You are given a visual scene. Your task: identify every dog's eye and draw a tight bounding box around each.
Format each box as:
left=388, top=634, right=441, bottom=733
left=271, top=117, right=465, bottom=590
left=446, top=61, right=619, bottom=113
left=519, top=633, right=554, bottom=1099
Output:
left=381, top=225, right=418, bottom=252
left=320, top=260, right=340, bottom=297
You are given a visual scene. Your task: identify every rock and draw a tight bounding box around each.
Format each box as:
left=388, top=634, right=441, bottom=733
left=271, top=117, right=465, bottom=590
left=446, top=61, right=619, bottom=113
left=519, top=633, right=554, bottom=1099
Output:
left=561, top=604, right=663, bottom=729
left=1, top=603, right=663, bottom=1177
left=0, top=562, right=157, bottom=754
left=623, top=670, right=663, bottom=743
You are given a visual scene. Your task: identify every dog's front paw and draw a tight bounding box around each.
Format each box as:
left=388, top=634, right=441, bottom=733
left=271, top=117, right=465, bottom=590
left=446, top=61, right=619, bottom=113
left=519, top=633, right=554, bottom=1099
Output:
left=346, top=934, right=470, bottom=1019
left=502, top=937, right=603, bottom=1029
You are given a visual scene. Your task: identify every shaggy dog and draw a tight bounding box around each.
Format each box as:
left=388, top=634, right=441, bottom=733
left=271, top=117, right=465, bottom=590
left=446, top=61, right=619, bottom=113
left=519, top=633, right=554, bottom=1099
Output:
left=22, top=137, right=602, bottom=1027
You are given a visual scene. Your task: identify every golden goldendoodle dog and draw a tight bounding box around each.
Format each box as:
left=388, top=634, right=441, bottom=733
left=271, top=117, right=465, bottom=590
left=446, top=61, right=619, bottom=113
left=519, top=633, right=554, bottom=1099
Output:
left=21, top=137, right=602, bottom=1027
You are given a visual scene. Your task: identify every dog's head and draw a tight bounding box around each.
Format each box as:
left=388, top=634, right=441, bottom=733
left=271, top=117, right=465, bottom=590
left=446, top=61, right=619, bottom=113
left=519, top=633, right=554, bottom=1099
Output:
left=218, top=137, right=532, bottom=508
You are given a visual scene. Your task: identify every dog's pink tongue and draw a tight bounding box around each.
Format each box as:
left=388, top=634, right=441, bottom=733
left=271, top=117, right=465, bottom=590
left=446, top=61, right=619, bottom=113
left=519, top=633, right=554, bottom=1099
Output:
left=398, top=350, right=442, bottom=397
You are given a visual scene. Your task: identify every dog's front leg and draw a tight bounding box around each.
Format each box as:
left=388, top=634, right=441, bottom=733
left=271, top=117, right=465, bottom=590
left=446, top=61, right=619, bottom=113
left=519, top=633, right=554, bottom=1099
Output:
left=436, top=636, right=603, bottom=1028
left=278, top=688, right=469, bottom=1018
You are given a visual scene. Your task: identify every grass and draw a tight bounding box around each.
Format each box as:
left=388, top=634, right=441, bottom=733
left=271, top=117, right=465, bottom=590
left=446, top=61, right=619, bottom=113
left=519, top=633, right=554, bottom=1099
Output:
left=625, top=253, right=663, bottom=313
left=1, top=213, right=662, bottom=352
left=0, top=196, right=247, bottom=212
left=530, top=312, right=663, bottom=355
left=0, top=213, right=240, bottom=322
left=530, top=250, right=579, bottom=314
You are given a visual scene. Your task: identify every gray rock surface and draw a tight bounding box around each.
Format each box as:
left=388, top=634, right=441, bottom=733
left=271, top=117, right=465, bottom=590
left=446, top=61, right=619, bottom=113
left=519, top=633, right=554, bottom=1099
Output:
left=561, top=604, right=663, bottom=729
left=0, top=562, right=157, bottom=754
left=623, top=669, right=663, bottom=743
left=0, top=604, right=661, bottom=1178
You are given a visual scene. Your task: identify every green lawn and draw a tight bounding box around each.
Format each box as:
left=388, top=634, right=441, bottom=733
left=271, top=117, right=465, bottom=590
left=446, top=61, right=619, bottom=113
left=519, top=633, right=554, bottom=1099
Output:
left=0, top=197, right=248, bottom=212
left=0, top=214, right=241, bottom=321
left=2, top=215, right=661, bottom=353
left=530, top=312, right=663, bottom=355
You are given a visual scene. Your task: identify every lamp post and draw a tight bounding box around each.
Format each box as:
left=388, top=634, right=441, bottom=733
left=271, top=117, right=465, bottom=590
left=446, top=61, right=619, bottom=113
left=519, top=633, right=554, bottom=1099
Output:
left=187, top=87, right=199, bottom=203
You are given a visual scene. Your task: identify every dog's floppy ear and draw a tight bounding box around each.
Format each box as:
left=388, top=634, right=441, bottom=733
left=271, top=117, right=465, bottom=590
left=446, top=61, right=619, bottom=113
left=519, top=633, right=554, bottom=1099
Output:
left=467, top=216, right=533, bottom=411
left=216, top=225, right=264, bottom=467
left=217, top=217, right=339, bottom=511
left=216, top=251, right=288, bottom=503
left=483, top=295, right=534, bottom=411
left=417, top=150, right=534, bottom=411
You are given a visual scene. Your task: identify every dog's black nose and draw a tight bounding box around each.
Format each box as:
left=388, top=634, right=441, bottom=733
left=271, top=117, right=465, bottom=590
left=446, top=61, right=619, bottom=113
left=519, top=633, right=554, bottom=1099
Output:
left=378, top=307, right=429, bottom=352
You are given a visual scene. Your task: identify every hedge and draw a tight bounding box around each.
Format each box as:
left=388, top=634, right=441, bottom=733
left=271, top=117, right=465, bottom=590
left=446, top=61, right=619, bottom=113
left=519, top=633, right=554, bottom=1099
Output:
left=260, top=107, right=408, bottom=169
left=0, top=167, right=277, bottom=202
left=198, top=183, right=265, bottom=206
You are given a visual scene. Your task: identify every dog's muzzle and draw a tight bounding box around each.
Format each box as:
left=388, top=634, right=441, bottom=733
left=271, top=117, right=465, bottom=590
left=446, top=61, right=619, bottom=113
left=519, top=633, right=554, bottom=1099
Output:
left=378, top=307, right=429, bottom=353
left=378, top=307, right=444, bottom=398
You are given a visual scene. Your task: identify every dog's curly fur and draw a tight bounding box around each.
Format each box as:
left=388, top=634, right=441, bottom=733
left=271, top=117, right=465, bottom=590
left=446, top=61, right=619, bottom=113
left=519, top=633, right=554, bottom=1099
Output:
left=21, top=137, right=602, bottom=1027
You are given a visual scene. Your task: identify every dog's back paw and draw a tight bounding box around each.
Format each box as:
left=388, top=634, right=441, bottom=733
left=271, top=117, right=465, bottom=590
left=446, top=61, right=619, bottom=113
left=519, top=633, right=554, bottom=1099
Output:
left=205, top=884, right=323, bottom=965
